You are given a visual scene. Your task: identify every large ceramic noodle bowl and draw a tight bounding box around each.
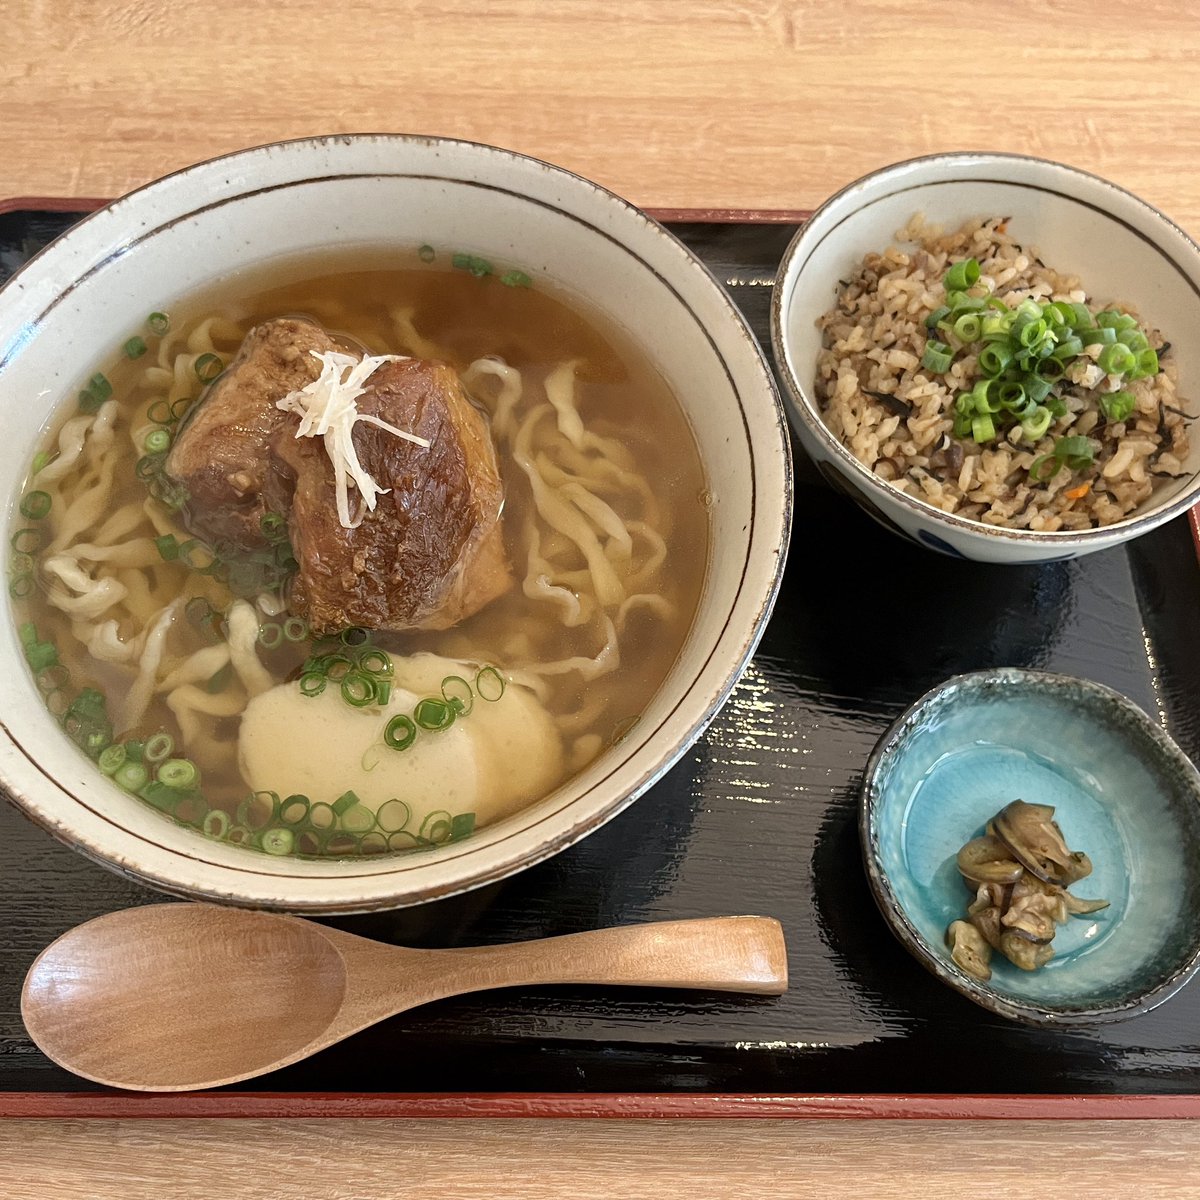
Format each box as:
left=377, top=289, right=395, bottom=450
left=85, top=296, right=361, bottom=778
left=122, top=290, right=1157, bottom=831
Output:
left=0, top=136, right=791, bottom=911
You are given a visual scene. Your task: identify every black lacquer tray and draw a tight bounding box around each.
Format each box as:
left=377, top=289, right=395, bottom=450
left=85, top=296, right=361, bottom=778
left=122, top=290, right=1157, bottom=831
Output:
left=3, top=207, right=1200, bottom=1117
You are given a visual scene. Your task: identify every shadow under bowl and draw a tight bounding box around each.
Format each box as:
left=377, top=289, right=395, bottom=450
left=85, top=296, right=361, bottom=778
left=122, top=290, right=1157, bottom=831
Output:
left=860, top=668, right=1200, bottom=1025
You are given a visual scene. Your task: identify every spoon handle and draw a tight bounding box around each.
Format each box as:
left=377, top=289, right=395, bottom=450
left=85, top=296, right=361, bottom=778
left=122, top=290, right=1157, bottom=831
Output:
left=425, top=915, right=788, bottom=997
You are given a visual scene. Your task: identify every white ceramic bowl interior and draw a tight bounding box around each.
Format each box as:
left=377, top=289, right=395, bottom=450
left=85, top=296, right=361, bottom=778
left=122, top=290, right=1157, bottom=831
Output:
left=771, top=152, right=1200, bottom=564
left=0, top=135, right=791, bottom=912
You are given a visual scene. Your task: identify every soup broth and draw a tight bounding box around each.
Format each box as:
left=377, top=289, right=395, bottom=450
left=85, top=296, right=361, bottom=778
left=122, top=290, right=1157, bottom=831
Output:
left=10, top=250, right=709, bottom=857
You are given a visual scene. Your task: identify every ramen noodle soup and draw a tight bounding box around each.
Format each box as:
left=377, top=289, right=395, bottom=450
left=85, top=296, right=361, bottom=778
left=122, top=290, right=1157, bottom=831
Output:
left=10, top=249, right=708, bottom=858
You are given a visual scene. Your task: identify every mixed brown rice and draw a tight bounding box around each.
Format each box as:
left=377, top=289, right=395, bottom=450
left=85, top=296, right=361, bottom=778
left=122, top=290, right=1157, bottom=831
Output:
left=815, top=216, right=1191, bottom=530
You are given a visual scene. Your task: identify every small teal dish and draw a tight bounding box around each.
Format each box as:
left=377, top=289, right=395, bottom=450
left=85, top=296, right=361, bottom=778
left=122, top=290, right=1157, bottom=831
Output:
left=860, top=668, right=1200, bottom=1026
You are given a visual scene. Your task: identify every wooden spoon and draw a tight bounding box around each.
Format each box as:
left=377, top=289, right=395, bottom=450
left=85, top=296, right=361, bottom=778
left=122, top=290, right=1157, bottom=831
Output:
left=21, top=904, right=787, bottom=1092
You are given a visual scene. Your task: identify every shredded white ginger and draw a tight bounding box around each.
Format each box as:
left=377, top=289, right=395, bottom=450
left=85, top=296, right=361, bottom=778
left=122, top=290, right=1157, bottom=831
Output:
left=276, top=351, right=431, bottom=528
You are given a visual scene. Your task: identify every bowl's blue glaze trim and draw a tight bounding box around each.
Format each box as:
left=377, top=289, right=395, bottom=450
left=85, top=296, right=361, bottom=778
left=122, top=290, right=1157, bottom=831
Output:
left=859, top=668, right=1200, bottom=1026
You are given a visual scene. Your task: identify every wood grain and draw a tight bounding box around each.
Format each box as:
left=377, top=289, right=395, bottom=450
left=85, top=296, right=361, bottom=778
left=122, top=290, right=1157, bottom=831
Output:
left=6, top=0, right=1200, bottom=1192
left=2, top=1119, right=1200, bottom=1199
left=22, top=906, right=786, bottom=1091
left=5, top=1, right=1200, bottom=235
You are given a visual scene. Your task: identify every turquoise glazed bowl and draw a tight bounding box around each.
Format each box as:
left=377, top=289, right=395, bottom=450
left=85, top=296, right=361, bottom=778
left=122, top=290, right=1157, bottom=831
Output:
left=860, top=668, right=1200, bottom=1025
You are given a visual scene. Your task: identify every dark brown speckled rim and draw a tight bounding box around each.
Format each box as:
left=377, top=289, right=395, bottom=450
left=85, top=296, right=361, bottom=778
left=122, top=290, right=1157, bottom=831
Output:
left=0, top=135, right=793, bottom=912
left=770, top=151, right=1200, bottom=546
left=859, top=668, right=1200, bottom=1027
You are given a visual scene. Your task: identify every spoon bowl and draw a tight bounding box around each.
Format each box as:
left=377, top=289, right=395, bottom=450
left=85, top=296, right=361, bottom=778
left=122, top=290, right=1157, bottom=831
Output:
left=22, top=904, right=787, bottom=1091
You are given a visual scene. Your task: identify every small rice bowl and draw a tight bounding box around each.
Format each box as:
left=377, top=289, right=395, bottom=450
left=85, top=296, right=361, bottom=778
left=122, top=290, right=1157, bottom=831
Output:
left=815, top=217, right=1191, bottom=531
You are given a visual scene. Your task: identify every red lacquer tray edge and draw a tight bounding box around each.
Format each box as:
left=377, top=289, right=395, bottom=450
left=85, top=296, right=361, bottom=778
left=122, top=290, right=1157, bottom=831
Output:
left=3, top=1092, right=1200, bottom=1120
left=3, top=196, right=1200, bottom=1121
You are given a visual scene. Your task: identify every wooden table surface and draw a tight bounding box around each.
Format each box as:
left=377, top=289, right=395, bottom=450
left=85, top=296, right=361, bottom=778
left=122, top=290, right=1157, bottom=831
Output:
left=6, top=0, right=1200, bottom=1195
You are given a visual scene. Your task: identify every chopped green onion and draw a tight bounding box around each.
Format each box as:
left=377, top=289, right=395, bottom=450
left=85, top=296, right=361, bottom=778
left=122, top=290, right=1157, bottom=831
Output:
left=155, top=533, right=181, bottom=561
left=971, top=413, right=996, bottom=444
left=178, top=539, right=216, bottom=572
left=414, top=697, right=455, bottom=730
left=1078, top=326, right=1117, bottom=346
left=78, top=372, right=113, bottom=414
left=124, top=336, right=147, bottom=359
left=332, top=790, right=361, bottom=817
left=384, top=714, right=417, bottom=751
left=114, top=761, right=150, bottom=793
left=279, top=795, right=311, bottom=825
left=952, top=313, right=982, bottom=343
left=144, top=732, right=174, bottom=763
left=1020, top=406, right=1053, bottom=441
left=969, top=378, right=1001, bottom=413
left=157, top=758, right=199, bottom=790
left=441, top=675, right=474, bottom=716
left=1100, top=391, right=1137, bottom=422
left=325, top=833, right=359, bottom=857
left=357, top=647, right=392, bottom=676
left=340, top=804, right=376, bottom=834
left=24, top=638, right=59, bottom=673
left=476, top=666, right=506, bottom=702
left=500, top=269, right=532, bottom=288
left=1034, top=356, right=1066, bottom=382
left=1023, top=375, right=1054, bottom=403
left=147, top=399, right=174, bottom=425
left=31, top=450, right=53, bottom=475
left=943, top=258, right=980, bottom=291
left=237, top=791, right=279, bottom=830
left=283, top=617, right=308, bottom=642
left=124, top=739, right=145, bottom=762
left=258, top=622, right=283, bottom=650
left=260, top=827, right=295, bottom=856
left=450, top=812, right=476, bottom=841
left=1056, top=435, right=1095, bottom=470
left=1117, top=328, right=1149, bottom=353
left=419, top=810, right=454, bottom=844
left=144, top=428, right=171, bottom=454
left=452, top=252, right=494, bottom=278
left=1098, top=343, right=1136, bottom=375
left=194, top=353, right=223, bottom=383
left=135, top=453, right=164, bottom=481
left=418, top=244, right=436, bottom=263
left=98, top=743, right=127, bottom=776
left=202, top=810, right=231, bottom=839
left=11, top=527, right=44, bottom=554
left=924, top=305, right=951, bottom=329
left=147, top=311, right=171, bottom=335
left=998, top=381, right=1027, bottom=411
left=19, top=491, right=51, bottom=520
left=978, top=343, right=1012, bottom=377
left=921, top=341, right=954, bottom=374
left=299, top=672, right=326, bottom=697
left=341, top=671, right=376, bottom=707
left=1132, top=348, right=1160, bottom=378
left=1051, top=336, right=1083, bottom=361
left=339, top=627, right=369, bottom=647
left=140, top=781, right=183, bottom=812
left=308, top=802, right=336, bottom=831
left=376, top=798, right=412, bottom=833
